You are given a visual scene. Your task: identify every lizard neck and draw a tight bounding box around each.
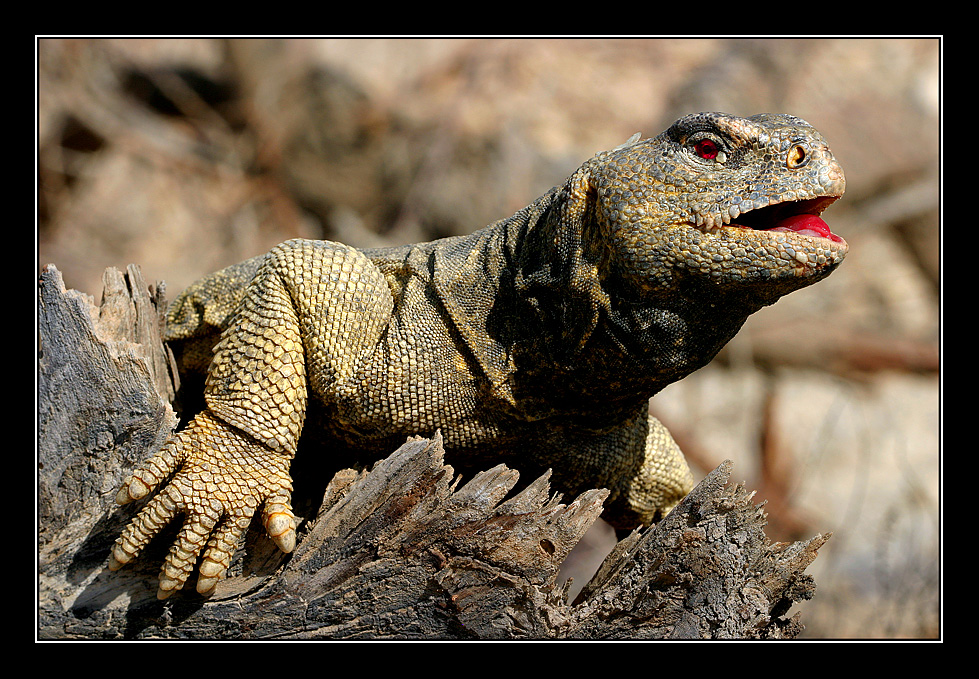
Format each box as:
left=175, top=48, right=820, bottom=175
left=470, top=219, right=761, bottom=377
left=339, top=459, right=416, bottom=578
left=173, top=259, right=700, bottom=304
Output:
left=506, top=261, right=762, bottom=420
left=498, top=186, right=769, bottom=420
left=434, top=182, right=779, bottom=422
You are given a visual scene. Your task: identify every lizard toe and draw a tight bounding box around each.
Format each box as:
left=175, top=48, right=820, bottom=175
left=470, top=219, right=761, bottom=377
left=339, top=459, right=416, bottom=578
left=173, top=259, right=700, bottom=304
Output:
left=157, top=513, right=218, bottom=598
left=114, top=440, right=187, bottom=505
left=196, top=513, right=253, bottom=594
left=108, top=488, right=178, bottom=571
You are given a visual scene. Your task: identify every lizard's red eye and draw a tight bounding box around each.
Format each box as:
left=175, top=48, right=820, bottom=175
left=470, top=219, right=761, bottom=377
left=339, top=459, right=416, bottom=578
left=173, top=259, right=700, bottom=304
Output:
left=694, top=139, right=719, bottom=160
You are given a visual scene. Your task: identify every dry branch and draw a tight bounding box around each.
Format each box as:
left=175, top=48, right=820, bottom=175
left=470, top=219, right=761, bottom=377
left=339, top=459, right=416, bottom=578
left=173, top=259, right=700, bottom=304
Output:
left=37, top=264, right=828, bottom=640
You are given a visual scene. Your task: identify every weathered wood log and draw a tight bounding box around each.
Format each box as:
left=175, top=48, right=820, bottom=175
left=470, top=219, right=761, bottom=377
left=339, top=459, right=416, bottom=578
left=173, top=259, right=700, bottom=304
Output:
left=37, top=264, right=829, bottom=639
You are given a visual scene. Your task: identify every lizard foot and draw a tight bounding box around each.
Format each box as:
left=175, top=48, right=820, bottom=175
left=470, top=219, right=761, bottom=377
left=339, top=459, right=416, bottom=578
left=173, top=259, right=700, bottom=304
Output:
left=109, top=410, right=298, bottom=599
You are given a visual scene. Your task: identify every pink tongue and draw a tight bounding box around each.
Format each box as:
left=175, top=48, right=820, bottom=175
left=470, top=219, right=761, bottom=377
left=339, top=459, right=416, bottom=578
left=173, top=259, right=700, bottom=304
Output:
left=770, top=214, right=844, bottom=243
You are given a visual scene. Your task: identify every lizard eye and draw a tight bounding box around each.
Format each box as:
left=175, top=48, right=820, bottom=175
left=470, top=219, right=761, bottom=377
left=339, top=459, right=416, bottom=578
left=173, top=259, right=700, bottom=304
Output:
left=694, top=139, right=718, bottom=159
left=692, top=138, right=725, bottom=163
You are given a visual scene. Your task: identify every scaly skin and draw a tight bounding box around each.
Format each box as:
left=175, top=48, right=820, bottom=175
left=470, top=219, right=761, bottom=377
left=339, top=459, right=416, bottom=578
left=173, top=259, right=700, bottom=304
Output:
left=110, top=112, right=847, bottom=598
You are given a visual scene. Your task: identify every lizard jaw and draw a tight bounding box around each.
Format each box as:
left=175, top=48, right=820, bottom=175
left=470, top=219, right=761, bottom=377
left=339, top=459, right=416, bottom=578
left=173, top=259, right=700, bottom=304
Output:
left=695, top=196, right=845, bottom=244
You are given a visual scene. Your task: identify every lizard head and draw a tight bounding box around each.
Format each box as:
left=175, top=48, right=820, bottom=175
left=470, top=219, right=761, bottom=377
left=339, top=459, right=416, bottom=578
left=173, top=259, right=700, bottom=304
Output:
left=590, top=112, right=848, bottom=303
left=512, top=112, right=849, bottom=370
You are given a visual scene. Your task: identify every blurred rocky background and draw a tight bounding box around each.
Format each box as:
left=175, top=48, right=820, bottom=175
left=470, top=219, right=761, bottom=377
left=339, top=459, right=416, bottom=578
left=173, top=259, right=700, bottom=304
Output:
left=37, top=37, right=941, bottom=639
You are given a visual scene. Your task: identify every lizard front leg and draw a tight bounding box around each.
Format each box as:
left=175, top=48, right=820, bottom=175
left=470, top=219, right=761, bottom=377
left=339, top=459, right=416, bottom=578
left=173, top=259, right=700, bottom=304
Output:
left=110, top=247, right=308, bottom=598
left=110, top=239, right=391, bottom=598
left=618, top=413, right=695, bottom=527
left=543, top=408, right=694, bottom=530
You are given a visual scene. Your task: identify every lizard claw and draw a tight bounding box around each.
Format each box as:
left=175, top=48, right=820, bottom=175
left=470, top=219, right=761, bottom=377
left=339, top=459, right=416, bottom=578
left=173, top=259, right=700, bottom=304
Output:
left=115, top=476, right=149, bottom=504
left=263, top=495, right=298, bottom=554
left=109, top=411, right=297, bottom=598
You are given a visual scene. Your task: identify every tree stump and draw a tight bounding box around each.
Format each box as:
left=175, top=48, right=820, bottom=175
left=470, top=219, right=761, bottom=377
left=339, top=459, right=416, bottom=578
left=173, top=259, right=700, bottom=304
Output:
left=37, top=264, right=829, bottom=639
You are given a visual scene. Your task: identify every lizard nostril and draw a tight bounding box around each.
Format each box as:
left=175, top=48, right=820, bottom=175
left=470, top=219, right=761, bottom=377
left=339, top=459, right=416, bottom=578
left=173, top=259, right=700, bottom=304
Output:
left=787, top=143, right=810, bottom=169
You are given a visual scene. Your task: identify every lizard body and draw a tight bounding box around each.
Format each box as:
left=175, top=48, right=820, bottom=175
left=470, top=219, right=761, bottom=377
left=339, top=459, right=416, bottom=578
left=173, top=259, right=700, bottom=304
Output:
left=109, top=112, right=847, bottom=598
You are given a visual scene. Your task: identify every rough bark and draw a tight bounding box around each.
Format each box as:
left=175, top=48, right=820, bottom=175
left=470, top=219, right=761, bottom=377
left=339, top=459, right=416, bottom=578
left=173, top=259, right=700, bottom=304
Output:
left=37, top=264, right=829, bottom=640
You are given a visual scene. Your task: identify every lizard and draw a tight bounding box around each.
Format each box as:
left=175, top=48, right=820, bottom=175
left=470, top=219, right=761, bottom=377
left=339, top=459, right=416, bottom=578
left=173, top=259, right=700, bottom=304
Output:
left=107, top=112, right=848, bottom=599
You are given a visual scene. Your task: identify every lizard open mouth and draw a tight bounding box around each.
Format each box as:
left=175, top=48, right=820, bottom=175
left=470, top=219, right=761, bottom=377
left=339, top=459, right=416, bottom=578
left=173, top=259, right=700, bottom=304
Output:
left=729, top=196, right=844, bottom=243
